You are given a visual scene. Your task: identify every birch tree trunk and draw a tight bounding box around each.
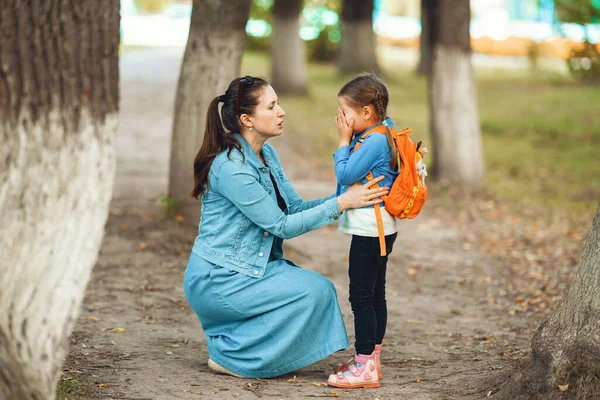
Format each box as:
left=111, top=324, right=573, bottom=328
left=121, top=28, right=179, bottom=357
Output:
left=530, top=203, right=600, bottom=392
left=168, top=0, right=252, bottom=222
left=339, top=0, right=379, bottom=74
left=271, top=0, right=307, bottom=95
left=428, top=0, right=484, bottom=186
left=417, top=0, right=437, bottom=76
left=0, top=1, right=120, bottom=399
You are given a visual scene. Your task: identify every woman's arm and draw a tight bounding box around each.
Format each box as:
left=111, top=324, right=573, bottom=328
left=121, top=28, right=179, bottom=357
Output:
left=217, top=160, right=387, bottom=239
left=277, top=169, right=336, bottom=213
left=218, top=160, right=339, bottom=239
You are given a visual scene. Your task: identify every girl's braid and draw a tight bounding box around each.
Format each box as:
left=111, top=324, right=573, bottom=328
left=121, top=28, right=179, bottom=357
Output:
left=373, top=92, right=387, bottom=120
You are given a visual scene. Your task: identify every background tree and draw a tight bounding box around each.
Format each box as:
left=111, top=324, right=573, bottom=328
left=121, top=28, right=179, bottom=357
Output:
left=530, top=203, right=600, bottom=393
left=271, top=0, right=308, bottom=94
left=428, top=0, right=484, bottom=186
left=417, top=0, right=438, bottom=76
left=168, top=0, right=252, bottom=222
left=339, top=0, right=378, bottom=74
left=0, top=1, right=120, bottom=398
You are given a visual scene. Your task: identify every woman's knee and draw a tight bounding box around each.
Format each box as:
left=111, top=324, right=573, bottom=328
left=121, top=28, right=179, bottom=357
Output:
left=304, top=273, right=337, bottom=303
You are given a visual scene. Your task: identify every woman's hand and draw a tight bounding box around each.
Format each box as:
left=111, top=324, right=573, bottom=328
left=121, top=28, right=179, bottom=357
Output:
left=337, top=176, right=389, bottom=212
left=336, top=108, right=354, bottom=147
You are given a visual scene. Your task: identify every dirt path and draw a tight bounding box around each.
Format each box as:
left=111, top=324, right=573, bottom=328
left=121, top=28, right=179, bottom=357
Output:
left=60, top=47, right=577, bottom=400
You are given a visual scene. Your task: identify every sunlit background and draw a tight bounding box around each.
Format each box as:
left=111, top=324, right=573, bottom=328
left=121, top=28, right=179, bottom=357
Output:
left=121, top=0, right=600, bottom=74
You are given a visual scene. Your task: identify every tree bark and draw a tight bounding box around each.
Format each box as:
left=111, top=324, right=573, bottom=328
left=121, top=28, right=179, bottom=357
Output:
left=428, top=0, right=484, bottom=186
left=530, top=203, right=600, bottom=391
left=417, top=0, right=438, bottom=76
left=0, top=1, right=120, bottom=399
left=339, top=0, right=379, bottom=74
left=168, top=0, right=252, bottom=222
left=271, top=0, right=307, bottom=95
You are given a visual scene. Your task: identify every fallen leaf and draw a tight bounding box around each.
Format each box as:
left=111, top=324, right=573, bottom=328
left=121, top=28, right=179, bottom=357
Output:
left=175, top=215, right=185, bottom=223
left=184, top=338, right=189, bottom=345
left=407, top=268, right=418, bottom=276
left=558, top=383, right=569, bottom=392
left=330, top=391, right=339, bottom=397
left=106, top=327, right=125, bottom=333
left=97, top=383, right=108, bottom=388
left=286, top=375, right=297, bottom=383
left=312, top=382, right=328, bottom=387
left=87, top=316, right=101, bottom=321
left=406, top=319, right=421, bottom=324
left=416, top=377, right=422, bottom=383
left=119, top=225, right=129, bottom=233
left=191, top=392, right=201, bottom=395
left=135, top=242, right=148, bottom=252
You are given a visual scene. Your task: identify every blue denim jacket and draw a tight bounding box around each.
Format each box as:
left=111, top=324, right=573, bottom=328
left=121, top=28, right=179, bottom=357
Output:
left=192, top=134, right=340, bottom=279
left=333, top=117, right=399, bottom=208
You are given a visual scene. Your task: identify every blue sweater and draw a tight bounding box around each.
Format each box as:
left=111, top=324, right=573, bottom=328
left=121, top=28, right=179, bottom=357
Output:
left=333, top=117, right=399, bottom=209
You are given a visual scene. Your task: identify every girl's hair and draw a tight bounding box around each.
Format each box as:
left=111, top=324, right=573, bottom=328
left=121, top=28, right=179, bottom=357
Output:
left=338, top=73, right=398, bottom=169
left=191, top=76, right=269, bottom=199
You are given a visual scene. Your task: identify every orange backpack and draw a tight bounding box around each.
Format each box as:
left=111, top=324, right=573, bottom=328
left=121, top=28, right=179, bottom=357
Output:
left=354, top=125, right=428, bottom=256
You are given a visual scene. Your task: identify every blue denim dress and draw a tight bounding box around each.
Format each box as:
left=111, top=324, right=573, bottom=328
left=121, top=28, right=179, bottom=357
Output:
left=184, top=134, right=349, bottom=378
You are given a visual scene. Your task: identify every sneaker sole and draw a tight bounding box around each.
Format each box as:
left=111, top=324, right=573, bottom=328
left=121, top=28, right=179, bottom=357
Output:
left=327, top=381, right=380, bottom=389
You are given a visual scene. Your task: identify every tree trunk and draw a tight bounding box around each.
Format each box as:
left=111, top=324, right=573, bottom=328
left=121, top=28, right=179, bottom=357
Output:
left=339, top=0, right=378, bottom=74
left=0, top=1, right=120, bottom=399
left=428, top=0, right=484, bottom=186
left=271, top=0, right=307, bottom=95
left=417, top=0, right=438, bottom=76
left=530, top=203, right=600, bottom=391
left=168, top=0, right=252, bottom=222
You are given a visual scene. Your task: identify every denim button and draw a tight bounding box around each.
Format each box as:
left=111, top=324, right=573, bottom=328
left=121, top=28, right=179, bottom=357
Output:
left=264, top=231, right=269, bottom=237
left=253, top=270, right=259, bottom=275
left=258, top=252, right=264, bottom=257
left=333, top=213, right=339, bottom=220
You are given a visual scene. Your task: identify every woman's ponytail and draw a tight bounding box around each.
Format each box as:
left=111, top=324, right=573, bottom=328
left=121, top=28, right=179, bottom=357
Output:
left=190, top=76, right=269, bottom=199
left=190, top=96, right=227, bottom=199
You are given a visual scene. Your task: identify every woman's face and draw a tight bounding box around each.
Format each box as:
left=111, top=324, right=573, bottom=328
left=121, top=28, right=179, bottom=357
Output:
left=337, top=96, right=370, bottom=134
left=246, top=85, right=286, bottom=138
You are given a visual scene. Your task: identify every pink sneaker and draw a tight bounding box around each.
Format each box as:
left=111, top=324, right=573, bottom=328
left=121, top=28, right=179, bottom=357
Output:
left=327, top=353, right=379, bottom=389
left=374, top=344, right=383, bottom=380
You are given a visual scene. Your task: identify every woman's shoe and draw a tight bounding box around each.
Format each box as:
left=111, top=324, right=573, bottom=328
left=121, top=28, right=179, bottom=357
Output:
left=327, top=353, right=379, bottom=389
left=208, top=358, right=244, bottom=378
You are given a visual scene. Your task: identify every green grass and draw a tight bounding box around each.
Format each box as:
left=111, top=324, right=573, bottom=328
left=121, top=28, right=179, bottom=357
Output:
left=56, top=376, right=95, bottom=400
left=240, top=50, right=599, bottom=222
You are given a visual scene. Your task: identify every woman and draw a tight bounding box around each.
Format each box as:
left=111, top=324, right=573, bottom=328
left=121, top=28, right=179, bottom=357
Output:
left=183, top=76, right=389, bottom=379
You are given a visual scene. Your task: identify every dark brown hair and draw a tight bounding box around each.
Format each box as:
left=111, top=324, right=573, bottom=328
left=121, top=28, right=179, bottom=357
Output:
left=191, top=76, right=269, bottom=199
left=338, top=73, right=398, bottom=169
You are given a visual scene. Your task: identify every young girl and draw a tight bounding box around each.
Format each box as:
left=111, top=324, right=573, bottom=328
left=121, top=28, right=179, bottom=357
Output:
left=327, top=74, right=399, bottom=389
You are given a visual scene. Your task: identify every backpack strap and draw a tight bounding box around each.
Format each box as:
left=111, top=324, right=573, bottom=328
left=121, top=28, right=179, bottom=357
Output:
left=353, top=125, right=393, bottom=257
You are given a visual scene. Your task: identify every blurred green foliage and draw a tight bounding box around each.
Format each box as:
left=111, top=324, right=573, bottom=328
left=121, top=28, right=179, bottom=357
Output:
left=555, top=0, right=600, bottom=81
left=247, top=0, right=342, bottom=61
left=555, top=0, right=600, bottom=25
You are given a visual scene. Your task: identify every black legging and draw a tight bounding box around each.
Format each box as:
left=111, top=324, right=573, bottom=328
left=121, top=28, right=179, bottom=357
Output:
left=348, top=233, right=397, bottom=355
